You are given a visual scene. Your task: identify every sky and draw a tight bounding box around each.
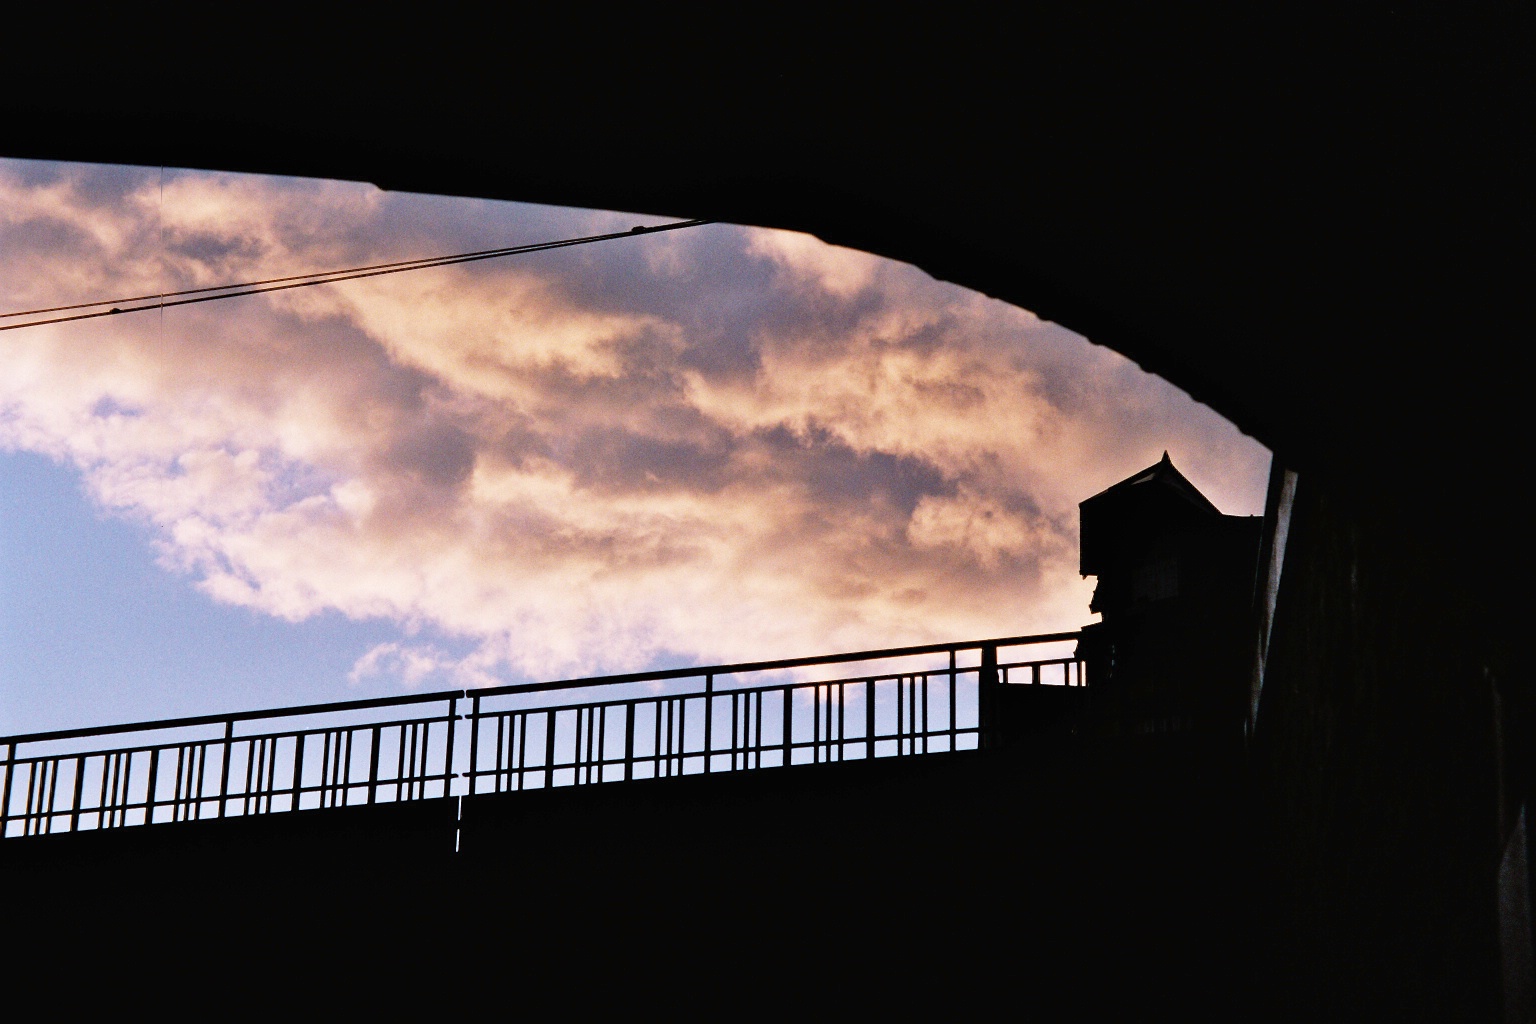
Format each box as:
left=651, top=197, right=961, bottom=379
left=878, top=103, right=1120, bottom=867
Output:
left=0, top=158, right=1270, bottom=736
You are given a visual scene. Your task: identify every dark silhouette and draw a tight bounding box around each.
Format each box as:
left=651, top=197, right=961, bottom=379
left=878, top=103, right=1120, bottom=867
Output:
left=1074, top=452, right=1261, bottom=738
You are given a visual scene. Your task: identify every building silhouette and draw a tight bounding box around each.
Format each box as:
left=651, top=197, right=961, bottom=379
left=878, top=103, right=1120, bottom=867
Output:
left=1075, top=452, right=1261, bottom=737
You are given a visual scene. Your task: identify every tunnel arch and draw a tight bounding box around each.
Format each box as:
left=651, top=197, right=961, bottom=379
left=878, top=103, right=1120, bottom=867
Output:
left=2, top=7, right=1529, bottom=1016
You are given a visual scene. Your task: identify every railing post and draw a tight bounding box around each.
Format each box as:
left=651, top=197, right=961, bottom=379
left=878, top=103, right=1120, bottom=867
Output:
left=624, top=701, right=635, bottom=781
left=368, top=726, right=381, bottom=804
left=467, top=695, right=478, bottom=796
left=782, top=687, right=793, bottom=766
left=218, top=720, right=234, bottom=818
left=949, top=649, right=958, bottom=750
left=70, top=755, right=85, bottom=832
left=290, top=734, right=304, bottom=812
left=144, top=748, right=160, bottom=826
left=444, top=695, right=458, bottom=800
left=866, top=680, right=876, bottom=760
left=545, top=712, right=557, bottom=789
left=703, top=674, right=714, bottom=773
left=978, top=644, right=999, bottom=749
left=0, top=741, right=13, bottom=838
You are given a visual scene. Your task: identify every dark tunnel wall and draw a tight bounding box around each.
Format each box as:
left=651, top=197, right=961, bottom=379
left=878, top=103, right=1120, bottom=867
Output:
left=2, top=5, right=1530, bottom=1017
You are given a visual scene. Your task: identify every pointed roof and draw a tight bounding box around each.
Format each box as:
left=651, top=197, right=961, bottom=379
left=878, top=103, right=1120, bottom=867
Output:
left=1080, top=451, right=1222, bottom=517
left=1078, top=453, right=1224, bottom=576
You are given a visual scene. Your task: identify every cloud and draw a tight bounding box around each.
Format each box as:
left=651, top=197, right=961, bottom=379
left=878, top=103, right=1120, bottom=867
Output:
left=0, top=159, right=1270, bottom=688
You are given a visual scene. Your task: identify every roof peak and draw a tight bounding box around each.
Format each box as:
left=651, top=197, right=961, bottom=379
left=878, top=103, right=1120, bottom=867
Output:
left=1080, top=451, right=1223, bottom=516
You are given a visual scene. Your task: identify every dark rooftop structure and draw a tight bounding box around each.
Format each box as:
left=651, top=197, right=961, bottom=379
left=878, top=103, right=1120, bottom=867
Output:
left=1076, top=453, right=1262, bottom=736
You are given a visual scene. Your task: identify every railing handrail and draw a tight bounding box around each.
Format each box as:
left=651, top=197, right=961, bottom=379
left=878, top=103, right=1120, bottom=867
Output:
left=1, top=631, right=1080, bottom=750
left=0, top=689, right=464, bottom=748
left=469, top=631, right=1081, bottom=699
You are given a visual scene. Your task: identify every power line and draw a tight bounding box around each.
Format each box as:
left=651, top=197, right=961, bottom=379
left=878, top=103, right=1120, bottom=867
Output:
left=0, top=219, right=711, bottom=333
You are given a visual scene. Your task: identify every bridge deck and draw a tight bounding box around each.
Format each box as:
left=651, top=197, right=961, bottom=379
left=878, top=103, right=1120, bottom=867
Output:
left=1, top=633, right=1085, bottom=841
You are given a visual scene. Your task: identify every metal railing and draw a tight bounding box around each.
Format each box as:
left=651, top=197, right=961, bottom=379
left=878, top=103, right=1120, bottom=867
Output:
left=0, top=693, right=459, bottom=838
left=1, top=632, right=1084, bottom=839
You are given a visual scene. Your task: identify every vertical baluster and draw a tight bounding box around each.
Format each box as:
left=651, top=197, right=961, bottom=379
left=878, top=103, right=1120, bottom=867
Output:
left=102, top=754, right=114, bottom=828
left=908, top=676, right=916, bottom=752
left=949, top=650, right=958, bottom=751
left=654, top=700, right=663, bottom=778
left=755, top=691, right=764, bottom=769
left=195, top=743, right=208, bottom=820
left=368, top=726, right=382, bottom=805
left=218, top=721, right=234, bottom=818
left=265, top=737, right=280, bottom=812
left=119, top=752, right=133, bottom=828
left=319, top=732, right=332, bottom=809
left=838, top=683, right=846, bottom=761
left=100, top=754, right=113, bottom=829
left=43, top=760, right=58, bottom=833
left=43, top=759, right=57, bottom=834
left=24, top=759, right=39, bottom=835
left=143, top=749, right=159, bottom=826
left=420, top=721, right=432, bottom=800
left=677, top=697, right=687, bottom=776
left=41, top=759, right=53, bottom=833
left=253, top=739, right=265, bottom=810
left=328, top=731, right=340, bottom=807
left=897, top=677, right=905, bottom=756
left=865, top=679, right=876, bottom=760
left=249, top=739, right=260, bottom=815
left=70, top=755, right=86, bottom=832
left=397, top=724, right=411, bottom=802
left=264, top=736, right=277, bottom=813
left=664, top=701, right=674, bottom=778
left=516, top=713, right=527, bottom=791
left=243, top=739, right=258, bottom=816
left=576, top=709, right=586, bottom=784
left=0, top=742, right=12, bottom=838
left=291, top=733, right=305, bottom=813
left=703, top=674, right=714, bottom=774
left=597, top=705, right=608, bottom=784
left=444, top=696, right=457, bottom=799
left=813, top=686, right=821, bottom=764
left=624, top=702, right=636, bottom=782
left=97, top=753, right=112, bottom=829
left=494, top=712, right=506, bottom=792
left=470, top=696, right=482, bottom=797
left=731, top=692, right=739, bottom=771
left=589, top=709, right=602, bottom=779
left=36, top=759, right=52, bottom=835
left=544, top=712, right=557, bottom=789
left=922, top=674, right=930, bottom=753
left=172, top=746, right=186, bottom=822
left=414, top=721, right=427, bottom=798
left=782, top=687, right=793, bottom=766
left=341, top=730, right=353, bottom=807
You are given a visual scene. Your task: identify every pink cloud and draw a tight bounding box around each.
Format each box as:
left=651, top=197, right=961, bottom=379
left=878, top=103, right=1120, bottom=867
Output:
left=0, top=159, right=1270, bottom=688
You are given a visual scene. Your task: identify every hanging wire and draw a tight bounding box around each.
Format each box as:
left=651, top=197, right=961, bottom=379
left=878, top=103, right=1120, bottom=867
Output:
left=0, top=219, right=712, bottom=333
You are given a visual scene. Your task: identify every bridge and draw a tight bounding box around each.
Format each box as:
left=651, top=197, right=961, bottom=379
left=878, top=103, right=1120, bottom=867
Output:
left=1, top=634, right=1086, bottom=841
left=0, top=631, right=1246, bottom=1014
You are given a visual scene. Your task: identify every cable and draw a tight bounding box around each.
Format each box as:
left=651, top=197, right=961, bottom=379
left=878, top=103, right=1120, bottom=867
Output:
left=0, top=219, right=711, bottom=333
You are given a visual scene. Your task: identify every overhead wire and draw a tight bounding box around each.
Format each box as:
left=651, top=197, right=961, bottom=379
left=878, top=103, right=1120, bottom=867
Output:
left=0, top=219, right=712, bottom=333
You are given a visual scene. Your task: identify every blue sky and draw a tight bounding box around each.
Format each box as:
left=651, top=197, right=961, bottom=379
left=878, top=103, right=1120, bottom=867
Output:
left=0, top=448, right=480, bottom=734
left=0, top=158, right=1270, bottom=737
